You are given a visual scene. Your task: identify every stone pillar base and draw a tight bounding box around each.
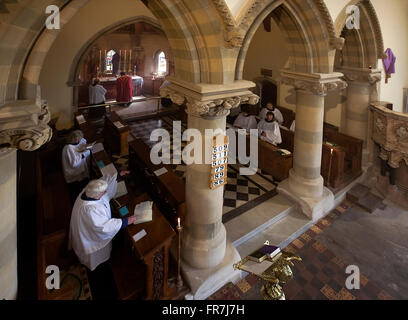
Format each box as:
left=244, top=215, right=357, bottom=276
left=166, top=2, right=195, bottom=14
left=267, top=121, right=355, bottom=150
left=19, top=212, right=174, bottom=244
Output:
left=278, top=179, right=334, bottom=222
left=179, top=241, right=243, bottom=300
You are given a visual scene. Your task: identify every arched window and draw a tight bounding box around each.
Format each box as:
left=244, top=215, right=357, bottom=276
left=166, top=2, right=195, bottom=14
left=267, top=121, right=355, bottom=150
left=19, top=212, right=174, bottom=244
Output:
left=105, top=49, right=116, bottom=74
left=157, top=51, right=167, bottom=75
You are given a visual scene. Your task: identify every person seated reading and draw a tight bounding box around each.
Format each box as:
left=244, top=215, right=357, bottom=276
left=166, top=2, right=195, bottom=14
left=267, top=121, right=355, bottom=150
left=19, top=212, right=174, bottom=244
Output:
left=233, top=109, right=257, bottom=132
left=69, top=176, right=136, bottom=271
left=258, top=112, right=282, bottom=146
left=259, top=102, right=284, bottom=125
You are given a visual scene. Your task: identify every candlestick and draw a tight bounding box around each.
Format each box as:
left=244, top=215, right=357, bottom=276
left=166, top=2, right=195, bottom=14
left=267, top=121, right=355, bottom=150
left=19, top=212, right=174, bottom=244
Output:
left=129, top=50, right=132, bottom=72
left=176, top=223, right=183, bottom=289
left=124, top=50, right=127, bottom=74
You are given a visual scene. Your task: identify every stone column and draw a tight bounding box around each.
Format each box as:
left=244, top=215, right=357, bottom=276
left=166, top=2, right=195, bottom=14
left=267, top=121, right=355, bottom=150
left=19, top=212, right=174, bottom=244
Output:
left=183, top=113, right=227, bottom=269
left=0, top=99, right=52, bottom=300
left=0, top=149, right=17, bottom=300
left=161, top=78, right=258, bottom=299
left=278, top=71, right=347, bottom=221
left=340, top=67, right=382, bottom=163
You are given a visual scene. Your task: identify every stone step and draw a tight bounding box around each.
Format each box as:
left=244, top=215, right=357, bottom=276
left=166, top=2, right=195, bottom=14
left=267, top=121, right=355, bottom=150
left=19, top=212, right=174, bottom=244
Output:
left=235, top=209, right=313, bottom=258
left=346, top=183, right=370, bottom=203
left=225, top=194, right=295, bottom=248
left=346, top=183, right=384, bottom=213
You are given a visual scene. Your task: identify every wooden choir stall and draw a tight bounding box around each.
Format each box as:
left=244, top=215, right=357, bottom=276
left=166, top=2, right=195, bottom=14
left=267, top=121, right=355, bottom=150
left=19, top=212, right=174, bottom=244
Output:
left=89, top=140, right=183, bottom=300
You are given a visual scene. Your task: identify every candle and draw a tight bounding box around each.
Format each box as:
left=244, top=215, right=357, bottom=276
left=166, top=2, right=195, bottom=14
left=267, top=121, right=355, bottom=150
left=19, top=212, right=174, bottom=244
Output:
left=124, top=50, right=127, bottom=72
left=178, top=218, right=181, bottom=228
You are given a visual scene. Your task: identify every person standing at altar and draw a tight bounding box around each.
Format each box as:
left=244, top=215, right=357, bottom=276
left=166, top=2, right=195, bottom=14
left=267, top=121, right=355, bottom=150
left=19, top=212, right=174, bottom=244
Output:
left=116, top=72, right=133, bottom=106
left=89, top=78, right=107, bottom=105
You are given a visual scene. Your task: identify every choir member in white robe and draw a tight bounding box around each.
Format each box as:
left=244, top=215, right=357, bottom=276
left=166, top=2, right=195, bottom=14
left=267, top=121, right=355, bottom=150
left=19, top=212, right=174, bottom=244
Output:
left=258, top=112, right=282, bottom=146
left=89, top=79, right=107, bottom=105
left=62, top=130, right=92, bottom=202
left=69, top=176, right=136, bottom=271
left=259, top=102, right=284, bottom=125
left=233, top=112, right=258, bottom=132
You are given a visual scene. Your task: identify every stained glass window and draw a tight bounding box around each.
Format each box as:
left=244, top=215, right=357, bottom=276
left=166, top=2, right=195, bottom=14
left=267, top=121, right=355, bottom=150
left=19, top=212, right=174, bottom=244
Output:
left=106, top=50, right=116, bottom=74
left=158, top=51, right=167, bottom=75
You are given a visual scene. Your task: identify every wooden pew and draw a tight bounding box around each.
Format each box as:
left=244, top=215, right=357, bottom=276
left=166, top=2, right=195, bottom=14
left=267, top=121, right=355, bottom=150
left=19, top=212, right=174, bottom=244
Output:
left=278, top=126, right=347, bottom=188
left=103, top=111, right=130, bottom=156
left=246, top=134, right=293, bottom=181
left=323, top=128, right=363, bottom=178
left=128, top=139, right=186, bottom=229
left=321, top=143, right=346, bottom=188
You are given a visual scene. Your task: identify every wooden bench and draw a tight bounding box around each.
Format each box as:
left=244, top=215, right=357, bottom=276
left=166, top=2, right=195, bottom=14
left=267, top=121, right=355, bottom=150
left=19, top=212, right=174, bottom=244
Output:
left=246, top=134, right=293, bottom=181
left=323, top=128, right=363, bottom=178
left=128, top=139, right=186, bottom=229
left=279, top=126, right=347, bottom=188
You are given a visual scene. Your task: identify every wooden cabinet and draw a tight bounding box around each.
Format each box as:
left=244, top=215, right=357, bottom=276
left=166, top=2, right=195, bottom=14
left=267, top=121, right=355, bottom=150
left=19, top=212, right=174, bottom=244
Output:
left=142, top=77, right=165, bottom=96
left=103, top=111, right=130, bottom=156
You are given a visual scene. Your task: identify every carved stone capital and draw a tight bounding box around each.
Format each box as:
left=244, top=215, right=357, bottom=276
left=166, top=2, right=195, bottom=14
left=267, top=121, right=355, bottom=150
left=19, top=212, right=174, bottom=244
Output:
left=184, top=94, right=259, bottom=117
left=280, top=70, right=347, bottom=96
left=0, top=100, right=53, bottom=151
left=338, top=67, right=382, bottom=84
left=160, top=78, right=259, bottom=118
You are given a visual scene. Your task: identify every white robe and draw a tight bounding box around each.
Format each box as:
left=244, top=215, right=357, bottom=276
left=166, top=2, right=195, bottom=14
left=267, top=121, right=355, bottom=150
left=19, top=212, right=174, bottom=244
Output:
left=258, top=120, right=282, bottom=146
left=89, top=84, right=107, bottom=105
left=69, top=174, right=122, bottom=271
left=233, top=114, right=258, bottom=131
left=259, top=108, right=284, bottom=124
left=62, top=142, right=91, bottom=184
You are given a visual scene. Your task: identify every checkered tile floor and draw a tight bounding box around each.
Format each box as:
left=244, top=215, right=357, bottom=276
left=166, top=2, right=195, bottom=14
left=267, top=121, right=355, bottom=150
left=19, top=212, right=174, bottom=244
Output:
left=207, top=201, right=396, bottom=301
left=125, top=114, right=278, bottom=218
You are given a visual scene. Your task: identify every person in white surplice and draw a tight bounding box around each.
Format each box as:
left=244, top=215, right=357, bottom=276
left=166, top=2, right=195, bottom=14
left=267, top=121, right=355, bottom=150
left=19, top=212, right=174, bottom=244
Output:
left=69, top=176, right=136, bottom=271
left=89, top=78, right=107, bottom=105
left=233, top=111, right=258, bottom=132
left=258, top=112, right=282, bottom=146
left=259, top=102, right=284, bottom=125
left=62, top=130, right=92, bottom=203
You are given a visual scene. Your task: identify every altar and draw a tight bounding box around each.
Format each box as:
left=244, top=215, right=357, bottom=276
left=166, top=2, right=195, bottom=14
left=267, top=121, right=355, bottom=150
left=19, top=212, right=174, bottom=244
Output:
left=99, top=75, right=144, bottom=100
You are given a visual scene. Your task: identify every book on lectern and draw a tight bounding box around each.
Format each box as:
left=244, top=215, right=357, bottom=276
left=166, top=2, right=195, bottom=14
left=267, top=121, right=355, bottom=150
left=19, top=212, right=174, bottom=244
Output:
left=248, top=244, right=281, bottom=263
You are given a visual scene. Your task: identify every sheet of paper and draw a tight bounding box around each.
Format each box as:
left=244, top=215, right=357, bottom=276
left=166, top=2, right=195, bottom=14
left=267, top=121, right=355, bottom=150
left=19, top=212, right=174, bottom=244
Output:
left=76, top=115, right=86, bottom=125
left=114, top=181, right=128, bottom=199
left=154, top=167, right=168, bottom=177
left=100, top=163, right=117, bottom=177
left=114, top=121, right=124, bottom=129
left=92, top=143, right=104, bottom=154
left=115, top=158, right=128, bottom=165
left=132, top=229, right=147, bottom=242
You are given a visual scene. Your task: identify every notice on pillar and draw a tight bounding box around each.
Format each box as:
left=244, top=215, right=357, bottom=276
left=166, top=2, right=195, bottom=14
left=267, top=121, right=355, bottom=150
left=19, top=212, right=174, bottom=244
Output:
left=210, top=135, right=229, bottom=190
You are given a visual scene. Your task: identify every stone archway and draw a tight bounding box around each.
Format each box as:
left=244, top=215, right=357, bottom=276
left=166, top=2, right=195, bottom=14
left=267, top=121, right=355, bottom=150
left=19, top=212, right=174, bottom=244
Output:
left=235, top=0, right=345, bottom=80
left=334, top=0, right=385, bottom=155
left=65, top=16, right=165, bottom=107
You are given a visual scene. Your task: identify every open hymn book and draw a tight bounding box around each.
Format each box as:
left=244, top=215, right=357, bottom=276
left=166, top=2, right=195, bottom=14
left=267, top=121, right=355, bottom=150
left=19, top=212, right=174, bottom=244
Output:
left=133, top=201, right=153, bottom=225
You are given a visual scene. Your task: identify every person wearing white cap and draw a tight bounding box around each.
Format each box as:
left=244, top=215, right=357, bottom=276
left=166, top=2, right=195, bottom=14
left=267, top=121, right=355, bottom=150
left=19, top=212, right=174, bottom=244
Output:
left=69, top=175, right=136, bottom=271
